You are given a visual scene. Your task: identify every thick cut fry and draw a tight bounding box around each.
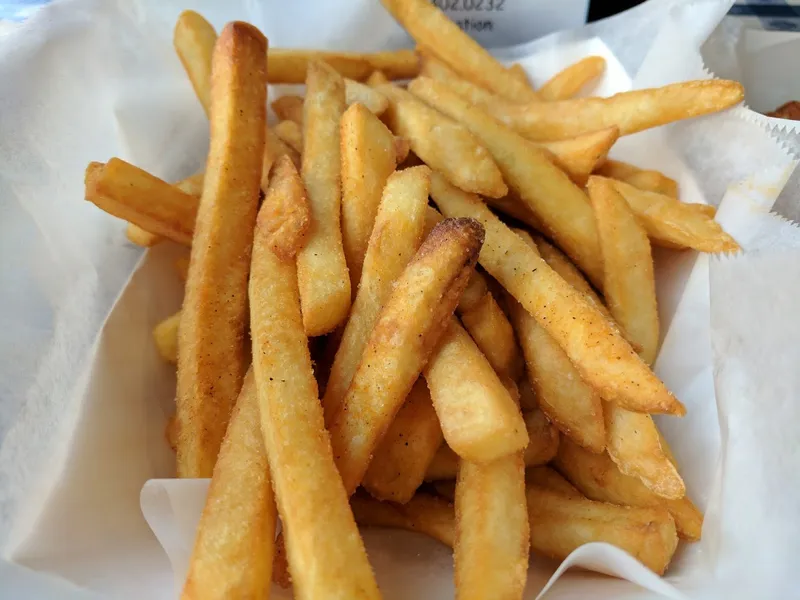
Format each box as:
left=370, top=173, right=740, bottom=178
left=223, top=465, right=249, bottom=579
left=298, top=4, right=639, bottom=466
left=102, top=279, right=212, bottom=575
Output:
left=554, top=438, right=702, bottom=540
left=345, top=79, right=389, bottom=115
left=508, top=63, right=533, bottom=88
left=274, top=119, right=303, bottom=154
left=126, top=223, right=160, bottom=247
left=483, top=193, right=543, bottom=231
left=393, top=136, right=411, bottom=164
left=351, top=491, right=455, bottom=547
left=176, top=23, right=267, bottom=478
left=272, top=94, right=304, bottom=123
left=538, top=56, right=606, bottom=101
left=181, top=371, right=277, bottom=600
left=526, top=466, right=582, bottom=498
left=428, top=173, right=685, bottom=415
left=324, top=166, right=430, bottom=422
left=362, top=379, right=444, bottom=503
left=455, top=453, right=528, bottom=600
left=605, top=403, right=685, bottom=500
left=267, top=48, right=419, bottom=83
left=366, top=70, right=389, bottom=86
left=379, top=84, right=506, bottom=198
left=329, top=218, right=484, bottom=494
left=608, top=177, right=739, bottom=253
left=409, top=77, right=604, bottom=287
left=595, top=159, right=678, bottom=197
left=424, top=318, right=529, bottom=463
left=174, top=10, right=217, bottom=116
left=484, top=80, right=744, bottom=142
left=527, top=486, right=678, bottom=575
left=154, top=311, right=181, bottom=364
left=425, top=444, right=460, bottom=481
left=381, top=0, right=537, bottom=101
left=250, top=158, right=379, bottom=600
left=265, top=128, right=301, bottom=176
left=297, top=61, right=352, bottom=336
left=339, top=104, right=401, bottom=290
left=539, top=127, right=620, bottom=184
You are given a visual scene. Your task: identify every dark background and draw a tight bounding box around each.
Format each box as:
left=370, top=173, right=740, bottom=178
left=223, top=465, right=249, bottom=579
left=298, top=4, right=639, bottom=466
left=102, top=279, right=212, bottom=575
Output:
left=588, top=0, right=646, bottom=22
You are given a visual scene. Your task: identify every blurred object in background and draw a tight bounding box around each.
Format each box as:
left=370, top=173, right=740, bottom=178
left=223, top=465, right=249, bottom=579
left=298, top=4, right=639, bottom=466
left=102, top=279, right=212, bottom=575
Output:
left=728, top=0, right=800, bottom=32
left=588, top=0, right=646, bottom=22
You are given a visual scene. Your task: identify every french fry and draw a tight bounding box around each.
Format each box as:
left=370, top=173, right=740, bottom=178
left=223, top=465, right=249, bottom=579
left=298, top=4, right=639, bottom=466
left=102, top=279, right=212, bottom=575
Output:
left=265, top=127, right=301, bottom=176
left=329, top=218, right=484, bottom=494
left=482, top=192, right=543, bottom=232
left=175, top=256, right=190, bottom=281
left=428, top=171, right=685, bottom=415
left=393, top=136, right=411, bottom=164
left=538, top=56, right=606, bottom=101
left=409, top=77, right=605, bottom=287
left=433, top=480, right=456, bottom=501
left=527, top=486, right=678, bottom=575
left=297, top=60, right=352, bottom=336
left=686, top=203, right=717, bottom=218
left=594, top=159, right=678, bottom=197
left=539, top=127, right=620, bottom=184
left=517, top=377, right=538, bottom=413
left=166, top=414, right=179, bottom=452
left=366, top=70, right=389, bottom=86
left=126, top=223, right=161, bottom=247
left=267, top=48, right=419, bottom=83
left=424, top=317, right=529, bottom=463
left=339, top=103, right=402, bottom=291
left=345, top=79, right=390, bottom=115
left=605, top=402, right=685, bottom=500
left=362, top=378, right=444, bottom=503
left=589, top=176, right=659, bottom=365
left=181, top=370, right=277, bottom=600
left=381, top=0, right=538, bottom=101
left=526, top=466, right=582, bottom=498
left=425, top=444, right=460, bottom=481
left=507, top=63, right=533, bottom=89
left=272, top=94, right=304, bottom=123
left=608, top=177, right=739, bottom=253
left=324, top=166, right=430, bottom=422
left=175, top=22, right=267, bottom=478
left=455, top=452, right=528, bottom=600
left=153, top=311, right=181, bottom=364
left=274, top=119, right=304, bottom=154
left=378, top=84, right=507, bottom=198
left=482, top=80, right=744, bottom=142
left=554, top=437, right=702, bottom=540
left=174, top=10, right=217, bottom=116
left=250, top=155, right=380, bottom=599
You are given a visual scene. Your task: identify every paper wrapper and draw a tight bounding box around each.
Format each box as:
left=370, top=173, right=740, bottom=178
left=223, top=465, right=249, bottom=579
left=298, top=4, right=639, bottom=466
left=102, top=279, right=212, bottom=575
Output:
left=2, top=0, right=800, bottom=598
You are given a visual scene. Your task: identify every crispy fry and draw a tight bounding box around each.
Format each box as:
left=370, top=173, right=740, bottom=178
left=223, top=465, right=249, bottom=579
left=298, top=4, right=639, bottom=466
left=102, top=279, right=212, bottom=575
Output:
left=362, top=378, right=444, bottom=503
left=608, top=177, right=739, bottom=253
left=267, top=48, right=419, bottom=83
left=428, top=173, right=685, bottom=415
left=345, top=79, right=390, bottom=115
left=483, top=80, right=744, bottom=141
left=272, top=94, right=304, bottom=123
left=555, top=437, right=702, bottom=540
left=174, top=10, right=217, bottom=116
left=539, top=127, right=620, bottom=185
left=181, top=370, right=277, bottom=600
left=455, top=452, right=528, bottom=600
left=250, top=154, right=379, bottom=599
left=539, top=56, right=606, bottom=101
left=379, top=84, right=507, bottom=198
left=425, top=444, right=460, bottom=481
left=409, top=77, right=604, bottom=286
left=351, top=491, right=456, bottom=547
left=329, top=218, right=484, bottom=494
left=366, top=70, right=389, bottom=86
left=686, top=203, right=716, bottom=218
left=594, top=159, right=678, bottom=197
left=297, top=61, right=352, bottom=336
left=153, top=311, right=181, bottom=364
left=527, top=486, right=678, bottom=575
left=274, top=119, right=304, bottom=154
left=507, top=63, right=533, bottom=88
left=265, top=127, right=301, bottom=177
left=175, top=22, right=267, bottom=478
left=605, top=403, right=685, bottom=500
left=340, top=103, right=401, bottom=290
left=126, top=223, right=161, bottom=247
left=424, top=318, right=529, bottom=463
left=324, top=166, right=430, bottom=422
left=526, top=466, right=582, bottom=498
left=382, top=0, right=537, bottom=101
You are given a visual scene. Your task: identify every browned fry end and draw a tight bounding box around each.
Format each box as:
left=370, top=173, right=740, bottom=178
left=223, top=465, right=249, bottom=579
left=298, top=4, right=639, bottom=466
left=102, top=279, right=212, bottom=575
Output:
left=257, top=155, right=311, bottom=260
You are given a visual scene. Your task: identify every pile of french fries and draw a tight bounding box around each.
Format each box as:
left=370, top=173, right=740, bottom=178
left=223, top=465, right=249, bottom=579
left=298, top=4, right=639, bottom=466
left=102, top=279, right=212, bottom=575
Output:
left=84, top=0, right=744, bottom=597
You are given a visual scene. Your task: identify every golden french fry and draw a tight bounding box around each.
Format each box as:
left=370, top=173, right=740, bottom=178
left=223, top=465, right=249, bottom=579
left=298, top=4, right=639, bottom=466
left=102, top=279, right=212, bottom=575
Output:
left=425, top=444, right=460, bottom=481
left=517, top=377, right=538, bottom=413
left=366, top=70, right=389, bottom=86
left=409, top=77, right=604, bottom=287
left=686, top=203, right=716, bottom=218
left=345, top=79, right=389, bottom=115
left=393, top=136, right=411, bottom=164
left=526, top=466, right=582, bottom=498
left=153, top=311, right=181, bottom=364
left=379, top=84, right=507, bottom=198
left=267, top=48, right=419, bottom=83
left=605, top=402, right=685, bottom=500
left=181, top=370, right=277, bottom=600
left=272, top=94, right=304, bottom=123
left=362, top=378, right=444, bottom=503
left=455, top=452, right=528, bottom=600
left=539, top=127, right=620, bottom=184
left=176, top=171, right=206, bottom=196
left=126, top=223, right=161, bottom=247
left=527, top=486, right=678, bottom=575
left=381, top=0, right=537, bottom=101
left=324, top=166, right=430, bottom=422
left=608, top=177, right=739, bottom=253
left=433, top=480, right=456, bottom=501
left=174, top=10, right=217, bottom=116
left=329, top=218, right=484, bottom=494
left=274, top=119, right=304, bottom=154
left=428, top=171, right=685, bottom=415
left=265, top=127, right=301, bottom=177
left=482, top=192, right=543, bottom=232
left=539, top=56, right=606, bottom=101
left=339, top=103, right=401, bottom=291
left=175, top=256, right=190, bottom=281
left=175, top=22, right=267, bottom=478
left=483, top=80, right=744, bottom=142
left=594, top=159, right=678, bottom=197
left=424, top=318, right=529, bottom=463
left=507, top=63, right=533, bottom=88
left=297, top=61, right=352, bottom=336
left=589, top=176, right=659, bottom=365
left=250, top=153, right=379, bottom=600
left=555, top=437, right=702, bottom=540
